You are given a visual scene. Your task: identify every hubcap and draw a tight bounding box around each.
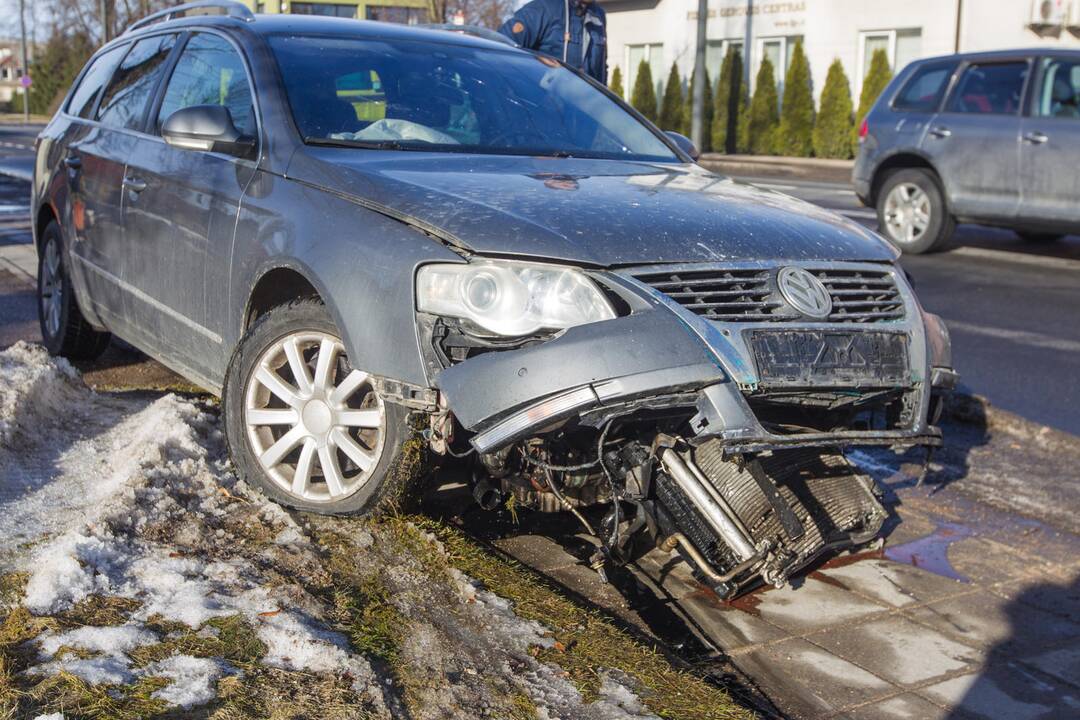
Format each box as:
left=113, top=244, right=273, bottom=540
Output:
left=883, top=183, right=932, bottom=245
left=244, top=331, right=385, bottom=503
left=40, top=237, right=63, bottom=337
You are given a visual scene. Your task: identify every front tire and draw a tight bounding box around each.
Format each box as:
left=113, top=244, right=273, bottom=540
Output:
left=37, top=220, right=110, bottom=360
left=223, top=300, right=416, bottom=515
left=877, top=169, right=955, bottom=254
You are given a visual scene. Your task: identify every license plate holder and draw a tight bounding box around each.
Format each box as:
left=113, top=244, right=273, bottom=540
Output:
left=748, top=330, right=909, bottom=387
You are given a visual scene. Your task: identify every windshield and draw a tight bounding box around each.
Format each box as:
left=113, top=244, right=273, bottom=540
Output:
left=268, top=35, right=680, bottom=162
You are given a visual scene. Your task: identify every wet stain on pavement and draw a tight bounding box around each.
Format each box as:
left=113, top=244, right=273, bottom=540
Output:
left=884, top=520, right=972, bottom=582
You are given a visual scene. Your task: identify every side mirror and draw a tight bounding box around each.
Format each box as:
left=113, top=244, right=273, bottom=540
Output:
left=665, top=131, right=700, bottom=162
left=162, top=105, right=255, bottom=158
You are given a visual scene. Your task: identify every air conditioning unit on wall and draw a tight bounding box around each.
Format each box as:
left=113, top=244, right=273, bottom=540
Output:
left=1030, top=0, right=1067, bottom=27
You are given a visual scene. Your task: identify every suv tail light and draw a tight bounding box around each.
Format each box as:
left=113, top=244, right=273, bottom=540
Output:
left=858, top=118, right=869, bottom=143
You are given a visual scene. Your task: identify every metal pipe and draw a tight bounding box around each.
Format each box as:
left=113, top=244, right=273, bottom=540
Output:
left=662, top=533, right=760, bottom=585
left=690, top=0, right=708, bottom=149
left=659, top=448, right=756, bottom=561
left=18, top=0, right=29, bottom=123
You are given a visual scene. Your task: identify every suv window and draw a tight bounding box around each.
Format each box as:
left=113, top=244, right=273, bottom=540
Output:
left=946, top=61, right=1028, bottom=115
left=894, top=62, right=957, bottom=112
left=156, top=33, right=255, bottom=136
left=1036, top=57, right=1080, bottom=119
left=97, top=34, right=177, bottom=131
left=67, top=46, right=127, bottom=119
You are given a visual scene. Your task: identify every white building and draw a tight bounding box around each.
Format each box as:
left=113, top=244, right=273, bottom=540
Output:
left=603, top=0, right=1080, bottom=101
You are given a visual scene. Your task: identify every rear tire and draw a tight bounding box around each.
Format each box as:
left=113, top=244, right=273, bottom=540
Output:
left=223, top=299, right=421, bottom=515
left=37, top=220, right=110, bottom=360
left=1016, top=231, right=1065, bottom=243
left=876, top=169, right=955, bottom=254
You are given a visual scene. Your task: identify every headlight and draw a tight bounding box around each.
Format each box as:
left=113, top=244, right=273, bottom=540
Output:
left=416, top=260, right=616, bottom=337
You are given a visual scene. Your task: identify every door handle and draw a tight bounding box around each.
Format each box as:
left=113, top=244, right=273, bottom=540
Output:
left=928, top=126, right=952, bottom=139
left=63, top=155, right=82, bottom=170
left=124, top=177, right=148, bottom=193
left=1023, top=131, right=1049, bottom=145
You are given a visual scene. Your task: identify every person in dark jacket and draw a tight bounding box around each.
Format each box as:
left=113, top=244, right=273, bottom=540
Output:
left=498, top=0, right=608, bottom=84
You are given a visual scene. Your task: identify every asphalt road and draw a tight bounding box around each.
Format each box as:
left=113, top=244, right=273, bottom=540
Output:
left=1, top=125, right=1077, bottom=434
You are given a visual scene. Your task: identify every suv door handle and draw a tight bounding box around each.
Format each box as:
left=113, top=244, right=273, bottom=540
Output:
left=1023, top=131, right=1049, bottom=145
left=928, top=126, right=952, bottom=139
left=63, top=155, right=82, bottom=170
left=124, top=176, right=148, bottom=193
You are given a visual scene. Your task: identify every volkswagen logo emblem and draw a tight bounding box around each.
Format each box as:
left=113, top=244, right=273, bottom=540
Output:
left=777, top=267, right=833, bottom=318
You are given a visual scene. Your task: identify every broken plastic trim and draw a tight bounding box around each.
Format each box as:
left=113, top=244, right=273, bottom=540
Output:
left=471, top=386, right=598, bottom=454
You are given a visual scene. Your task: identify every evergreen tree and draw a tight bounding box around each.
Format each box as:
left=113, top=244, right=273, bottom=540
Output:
left=23, top=32, right=94, bottom=115
left=745, top=57, right=780, bottom=155
left=658, top=62, right=685, bottom=131
left=776, top=40, right=814, bottom=157
left=609, top=66, right=624, bottom=98
left=853, top=48, right=893, bottom=154
left=813, top=59, right=855, bottom=159
left=711, top=47, right=744, bottom=154
left=630, top=60, right=659, bottom=124
left=680, top=68, right=713, bottom=152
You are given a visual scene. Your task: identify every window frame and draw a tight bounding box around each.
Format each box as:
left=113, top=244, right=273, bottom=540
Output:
left=856, top=28, right=922, bottom=95
left=940, top=57, right=1035, bottom=118
left=1029, top=54, right=1080, bottom=121
left=623, top=42, right=663, bottom=100
left=61, top=41, right=131, bottom=120
left=148, top=29, right=261, bottom=144
left=889, top=60, right=960, bottom=114
left=94, top=32, right=182, bottom=133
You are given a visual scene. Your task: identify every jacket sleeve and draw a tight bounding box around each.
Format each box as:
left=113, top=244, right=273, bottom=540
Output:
left=498, top=0, right=549, bottom=51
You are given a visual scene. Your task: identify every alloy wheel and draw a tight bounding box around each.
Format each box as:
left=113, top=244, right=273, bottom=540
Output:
left=244, top=331, right=386, bottom=503
left=883, top=182, right=932, bottom=246
left=40, top=236, right=63, bottom=338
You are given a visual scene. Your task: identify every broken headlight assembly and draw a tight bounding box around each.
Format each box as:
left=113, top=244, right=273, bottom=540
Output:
left=416, top=260, right=616, bottom=337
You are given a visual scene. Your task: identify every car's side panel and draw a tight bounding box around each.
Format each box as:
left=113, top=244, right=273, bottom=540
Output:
left=229, top=170, right=465, bottom=390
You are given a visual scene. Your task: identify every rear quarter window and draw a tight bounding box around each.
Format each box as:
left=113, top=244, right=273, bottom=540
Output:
left=893, top=62, right=957, bottom=112
left=66, top=45, right=127, bottom=119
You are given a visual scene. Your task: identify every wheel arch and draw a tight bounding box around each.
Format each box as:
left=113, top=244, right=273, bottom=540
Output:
left=870, top=152, right=946, bottom=209
left=35, top=203, right=59, bottom=253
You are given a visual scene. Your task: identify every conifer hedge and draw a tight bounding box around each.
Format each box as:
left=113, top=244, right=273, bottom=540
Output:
left=681, top=68, right=713, bottom=152
left=813, top=59, right=855, bottom=159
left=712, top=48, right=744, bottom=154
left=658, top=62, right=685, bottom=131
left=610, top=66, right=624, bottom=98
left=630, top=60, right=659, bottom=124
left=744, top=57, right=780, bottom=155
left=776, top=40, right=814, bottom=157
left=853, top=48, right=892, bottom=155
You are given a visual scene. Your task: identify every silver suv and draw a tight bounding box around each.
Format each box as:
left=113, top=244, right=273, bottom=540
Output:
left=854, top=49, right=1080, bottom=254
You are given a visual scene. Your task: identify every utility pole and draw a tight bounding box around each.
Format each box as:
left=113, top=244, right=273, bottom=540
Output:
left=100, top=0, right=110, bottom=43
left=954, top=0, right=963, bottom=53
left=19, top=0, right=29, bottom=122
left=690, top=0, right=707, bottom=150
left=742, top=0, right=753, bottom=92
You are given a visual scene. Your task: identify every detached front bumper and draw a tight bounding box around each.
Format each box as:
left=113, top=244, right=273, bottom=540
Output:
left=434, top=261, right=953, bottom=456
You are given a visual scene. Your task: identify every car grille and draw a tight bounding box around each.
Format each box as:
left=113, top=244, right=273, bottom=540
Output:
left=633, top=267, right=905, bottom=323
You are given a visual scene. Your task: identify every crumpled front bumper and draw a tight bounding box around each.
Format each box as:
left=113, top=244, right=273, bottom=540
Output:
left=434, top=262, right=953, bottom=455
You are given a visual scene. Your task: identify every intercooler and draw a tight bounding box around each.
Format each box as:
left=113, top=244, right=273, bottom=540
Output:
left=656, top=440, right=887, bottom=597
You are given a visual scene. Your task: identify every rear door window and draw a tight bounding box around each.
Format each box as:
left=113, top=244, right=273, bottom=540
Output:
left=66, top=45, right=127, bottom=119
left=156, top=33, right=255, bottom=136
left=97, top=33, right=178, bottom=131
left=945, top=61, right=1028, bottom=115
left=893, top=62, right=957, bottom=112
left=1035, top=57, right=1080, bottom=120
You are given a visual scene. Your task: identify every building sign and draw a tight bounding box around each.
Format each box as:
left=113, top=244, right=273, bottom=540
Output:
left=689, top=1, right=806, bottom=25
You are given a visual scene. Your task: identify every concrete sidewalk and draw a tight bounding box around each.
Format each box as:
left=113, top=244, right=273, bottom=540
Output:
left=699, top=154, right=855, bottom=185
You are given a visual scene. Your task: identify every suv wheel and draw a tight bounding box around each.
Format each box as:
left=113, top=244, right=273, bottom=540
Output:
left=223, top=299, right=416, bottom=515
left=877, top=169, right=955, bottom=254
left=37, top=220, right=111, bottom=360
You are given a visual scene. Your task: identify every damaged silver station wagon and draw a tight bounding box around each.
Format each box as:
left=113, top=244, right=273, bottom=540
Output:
left=33, top=3, right=956, bottom=598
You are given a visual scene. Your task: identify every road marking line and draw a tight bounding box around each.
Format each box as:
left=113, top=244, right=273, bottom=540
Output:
left=946, top=319, right=1080, bottom=354
left=838, top=208, right=878, bottom=220
left=950, top=246, right=1080, bottom=272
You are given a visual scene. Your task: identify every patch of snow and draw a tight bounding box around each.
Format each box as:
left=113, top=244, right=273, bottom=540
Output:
left=39, top=624, right=157, bottom=658
left=32, top=714, right=65, bottom=720
left=142, top=654, right=231, bottom=708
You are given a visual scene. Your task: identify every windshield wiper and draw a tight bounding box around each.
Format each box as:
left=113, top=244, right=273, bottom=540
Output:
left=305, top=136, right=410, bottom=151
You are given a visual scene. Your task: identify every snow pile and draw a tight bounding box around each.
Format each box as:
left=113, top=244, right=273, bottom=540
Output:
left=0, top=342, right=81, bottom=446
left=140, top=654, right=231, bottom=708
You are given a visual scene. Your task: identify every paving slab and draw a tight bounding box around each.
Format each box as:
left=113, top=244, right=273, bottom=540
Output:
left=494, top=534, right=579, bottom=573
left=846, top=693, right=952, bottom=720
left=918, top=666, right=1080, bottom=720
left=1019, top=644, right=1080, bottom=689
left=747, top=576, right=887, bottom=634
left=734, top=637, right=894, bottom=718
left=989, top=574, right=1080, bottom=625
left=811, top=615, right=981, bottom=686
left=904, top=590, right=1080, bottom=654
left=941, top=536, right=1040, bottom=585
left=816, top=558, right=969, bottom=608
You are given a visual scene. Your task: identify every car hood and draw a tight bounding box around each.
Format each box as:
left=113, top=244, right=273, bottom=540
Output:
left=287, top=150, right=898, bottom=266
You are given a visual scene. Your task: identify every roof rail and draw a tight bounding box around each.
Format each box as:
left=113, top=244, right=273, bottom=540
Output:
left=124, top=1, right=254, bottom=35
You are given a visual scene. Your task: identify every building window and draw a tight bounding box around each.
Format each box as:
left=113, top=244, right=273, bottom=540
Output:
left=625, top=43, right=662, bottom=99
left=706, top=39, right=742, bottom=85
left=366, top=5, right=428, bottom=24
left=858, top=29, right=923, bottom=86
left=290, top=3, right=357, bottom=17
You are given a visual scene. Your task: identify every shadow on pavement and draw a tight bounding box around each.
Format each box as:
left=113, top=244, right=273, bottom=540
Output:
left=945, top=575, right=1080, bottom=719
